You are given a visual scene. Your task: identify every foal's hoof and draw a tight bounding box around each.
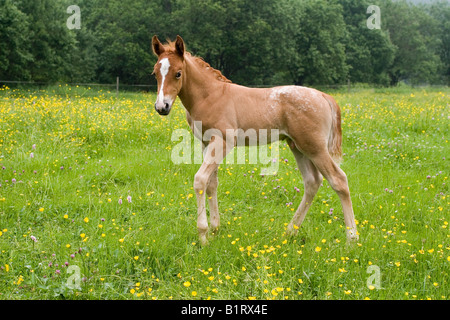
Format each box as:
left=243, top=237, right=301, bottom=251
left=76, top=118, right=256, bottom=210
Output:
left=286, top=223, right=299, bottom=237
left=199, top=235, right=209, bottom=246
left=346, top=228, right=359, bottom=243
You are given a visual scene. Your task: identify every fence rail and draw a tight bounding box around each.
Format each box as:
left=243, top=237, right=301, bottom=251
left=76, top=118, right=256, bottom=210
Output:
left=0, top=79, right=156, bottom=87
left=1, top=78, right=358, bottom=93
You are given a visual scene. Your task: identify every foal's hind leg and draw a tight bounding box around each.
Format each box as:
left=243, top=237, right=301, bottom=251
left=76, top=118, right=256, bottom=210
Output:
left=287, top=147, right=323, bottom=236
left=311, top=151, right=358, bottom=241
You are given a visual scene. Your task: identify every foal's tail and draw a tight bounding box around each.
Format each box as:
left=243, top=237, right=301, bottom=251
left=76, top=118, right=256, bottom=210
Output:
left=322, top=93, right=343, bottom=165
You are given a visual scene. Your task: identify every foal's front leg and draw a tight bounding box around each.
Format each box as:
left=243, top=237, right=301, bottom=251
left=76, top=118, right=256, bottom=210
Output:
left=194, top=136, right=228, bottom=245
left=206, top=168, right=220, bottom=232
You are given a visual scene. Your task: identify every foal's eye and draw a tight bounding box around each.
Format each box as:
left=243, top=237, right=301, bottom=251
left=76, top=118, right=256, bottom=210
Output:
left=176, top=71, right=182, bottom=79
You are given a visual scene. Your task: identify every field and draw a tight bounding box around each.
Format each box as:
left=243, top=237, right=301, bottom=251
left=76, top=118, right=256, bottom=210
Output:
left=0, top=85, right=448, bottom=300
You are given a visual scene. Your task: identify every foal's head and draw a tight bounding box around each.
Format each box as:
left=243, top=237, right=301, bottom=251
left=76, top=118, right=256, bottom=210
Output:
left=151, top=35, right=186, bottom=116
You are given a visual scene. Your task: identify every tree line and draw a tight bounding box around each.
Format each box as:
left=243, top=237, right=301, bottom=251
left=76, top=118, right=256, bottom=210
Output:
left=0, top=0, right=449, bottom=87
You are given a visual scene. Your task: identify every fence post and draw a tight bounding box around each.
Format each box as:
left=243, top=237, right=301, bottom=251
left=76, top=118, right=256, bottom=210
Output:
left=116, top=76, right=119, bottom=97
left=347, top=78, right=351, bottom=93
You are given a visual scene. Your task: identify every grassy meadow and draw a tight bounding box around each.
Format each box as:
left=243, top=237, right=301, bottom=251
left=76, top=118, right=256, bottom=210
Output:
left=0, top=84, right=448, bottom=300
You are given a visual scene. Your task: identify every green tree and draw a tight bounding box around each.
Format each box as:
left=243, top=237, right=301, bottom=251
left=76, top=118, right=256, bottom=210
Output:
left=17, top=0, right=78, bottom=82
left=340, top=0, right=395, bottom=85
left=381, top=0, right=443, bottom=85
left=2, top=0, right=447, bottom=86
left=59, top=0, right=98, bottom=83
left=288, top=0, right=348, bottom=85
left=428, top=1, right=450, bottom=84
left=0, top=0, right=32, bottom=80
left=172, top=0, right=293, bottom=85
left=80, top=0, right=161, bottom=84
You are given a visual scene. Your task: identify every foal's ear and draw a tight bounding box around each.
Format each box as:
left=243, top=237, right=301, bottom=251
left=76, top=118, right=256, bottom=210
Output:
left=175, top=35, right=185, bottom=59
left=152, top=35, right=165, bottom=56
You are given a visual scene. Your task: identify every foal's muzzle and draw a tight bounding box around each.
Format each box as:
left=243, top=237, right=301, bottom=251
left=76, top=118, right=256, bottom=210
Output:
left=155, top=99, right=172, bottom=116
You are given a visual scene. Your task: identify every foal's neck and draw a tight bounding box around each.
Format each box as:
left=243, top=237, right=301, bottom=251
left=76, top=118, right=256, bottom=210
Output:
left=178, top=55, right=225, bottom=112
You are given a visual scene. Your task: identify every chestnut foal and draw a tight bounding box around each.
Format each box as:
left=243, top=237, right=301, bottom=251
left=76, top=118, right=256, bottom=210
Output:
left=151, top=35, right=358, bottom=245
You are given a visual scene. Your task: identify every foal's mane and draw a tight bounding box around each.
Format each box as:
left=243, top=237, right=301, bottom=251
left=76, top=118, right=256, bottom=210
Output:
left=163, top=40, right=232, bottom=83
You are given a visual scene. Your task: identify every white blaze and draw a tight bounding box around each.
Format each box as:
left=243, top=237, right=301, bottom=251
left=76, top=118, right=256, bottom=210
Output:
left=156, top=58, right=170, bottom=105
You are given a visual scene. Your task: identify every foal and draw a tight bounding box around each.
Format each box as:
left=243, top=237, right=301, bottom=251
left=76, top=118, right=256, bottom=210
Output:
left=151, top=35, right=358, bottom=245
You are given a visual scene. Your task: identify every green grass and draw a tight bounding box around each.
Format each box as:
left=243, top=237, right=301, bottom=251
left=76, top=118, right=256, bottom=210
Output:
left=0, top=85, right=448, bottom=300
